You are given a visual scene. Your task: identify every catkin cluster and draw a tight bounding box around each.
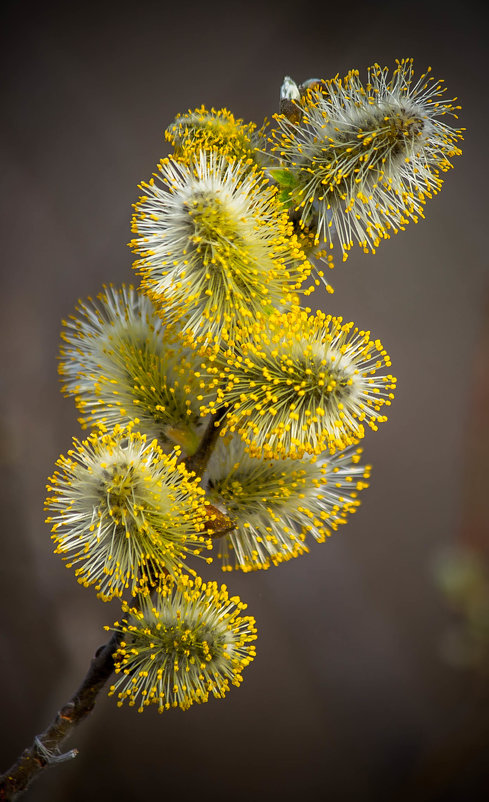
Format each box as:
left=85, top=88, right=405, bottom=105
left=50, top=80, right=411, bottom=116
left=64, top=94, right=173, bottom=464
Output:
left=46, top=60, right=462, bottom=712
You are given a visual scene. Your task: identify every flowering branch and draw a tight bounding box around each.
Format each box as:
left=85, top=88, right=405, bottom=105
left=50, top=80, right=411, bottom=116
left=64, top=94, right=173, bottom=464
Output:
left=0, top=631, right=122, bottom=801
left=1, top=59, right=463, bottom=800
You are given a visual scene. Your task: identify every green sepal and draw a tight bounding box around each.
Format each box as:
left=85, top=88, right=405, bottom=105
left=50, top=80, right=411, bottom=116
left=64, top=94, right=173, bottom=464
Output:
left=268, top=168, right=300, bottom=189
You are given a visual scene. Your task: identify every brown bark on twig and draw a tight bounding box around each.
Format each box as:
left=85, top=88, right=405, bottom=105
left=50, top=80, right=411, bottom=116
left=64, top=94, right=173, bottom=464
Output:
left=184, top=408, right=227, bottom=480
left=0, top=630, right=122, bottom=801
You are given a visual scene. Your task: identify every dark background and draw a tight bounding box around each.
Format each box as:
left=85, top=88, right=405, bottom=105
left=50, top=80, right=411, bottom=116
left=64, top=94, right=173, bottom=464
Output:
left=1, top=1, right=488, bottom=800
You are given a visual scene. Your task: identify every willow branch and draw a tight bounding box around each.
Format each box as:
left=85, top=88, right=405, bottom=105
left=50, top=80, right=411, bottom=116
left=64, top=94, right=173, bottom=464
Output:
left=0, top=629, right=123, bottom=801
left=184, top=408, right=227, bottom=480
left=183, top=409, right=237, bottom=538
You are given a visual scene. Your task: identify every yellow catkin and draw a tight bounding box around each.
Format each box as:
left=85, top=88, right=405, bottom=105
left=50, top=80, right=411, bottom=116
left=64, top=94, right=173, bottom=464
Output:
left=45, top=426, right=211, bottom=600
left=269, top=59, right=463, bottom=259
left=206, top=435, right=370, bottom=571
left=130, top=150, right=312, bottom=347
left=201, top=307, right=396, bottom=459
left=108, top=575, right=257, bottom=712
left=59, top=284, right=207, bottom=454
left=166, top=105, right=267, bottom=167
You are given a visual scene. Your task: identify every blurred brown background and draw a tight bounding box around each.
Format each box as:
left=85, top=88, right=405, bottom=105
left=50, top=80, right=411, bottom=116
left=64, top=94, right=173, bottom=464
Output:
left=1, top=1, right=487, bottom=800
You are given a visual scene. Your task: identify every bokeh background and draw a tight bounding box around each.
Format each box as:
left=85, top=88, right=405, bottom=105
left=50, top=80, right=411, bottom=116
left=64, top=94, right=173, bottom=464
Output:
left=1, top=1, right=488, bottom=799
